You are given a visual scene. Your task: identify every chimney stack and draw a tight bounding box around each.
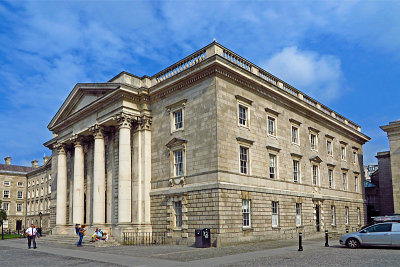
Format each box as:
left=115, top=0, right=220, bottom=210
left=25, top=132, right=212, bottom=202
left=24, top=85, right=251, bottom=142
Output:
left=43, top=156, right=49, bottom=164
left=31, top=159, right=38, bottom=168
left=4, top=156, right=11, bottom=165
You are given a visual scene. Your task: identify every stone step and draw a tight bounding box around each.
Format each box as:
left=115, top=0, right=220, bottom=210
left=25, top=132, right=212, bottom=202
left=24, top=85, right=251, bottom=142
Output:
left=39, top=235, right=119, bottom=247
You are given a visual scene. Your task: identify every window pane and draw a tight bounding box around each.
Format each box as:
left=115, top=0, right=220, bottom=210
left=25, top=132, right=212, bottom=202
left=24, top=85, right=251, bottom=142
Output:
left=269, top=154, right=276, bottom=179
left=240, top=147, right=248, bottom=174
left=293, top=160, right=299, bottom=182
left=174, top=110, right=183, bottom=129
left=174, top=201, right=182, bottom=227
left=242, top=199, right=251, bottom=227
left=239, top=106, right=247, bottom=126
left=174, top=150, right=183, bottom=176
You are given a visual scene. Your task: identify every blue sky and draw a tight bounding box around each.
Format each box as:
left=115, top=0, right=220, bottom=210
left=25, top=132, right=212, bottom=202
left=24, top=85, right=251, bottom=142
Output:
left=0, top=0, right=399, bottom=167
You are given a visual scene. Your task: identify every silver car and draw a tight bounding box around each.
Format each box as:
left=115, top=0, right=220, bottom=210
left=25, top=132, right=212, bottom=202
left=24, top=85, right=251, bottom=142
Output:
left=340, top=222, right=400, bottom=248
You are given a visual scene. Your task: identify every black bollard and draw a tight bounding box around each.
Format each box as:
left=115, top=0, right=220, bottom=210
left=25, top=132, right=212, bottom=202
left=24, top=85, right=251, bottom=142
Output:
left=298, top=232, right=303, bottom=251
left=325, top=230, right=329, bottom=247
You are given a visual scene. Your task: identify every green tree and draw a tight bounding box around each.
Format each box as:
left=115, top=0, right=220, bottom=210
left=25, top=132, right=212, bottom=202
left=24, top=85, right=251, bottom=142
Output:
left=0, top=200, right=7, bottom=224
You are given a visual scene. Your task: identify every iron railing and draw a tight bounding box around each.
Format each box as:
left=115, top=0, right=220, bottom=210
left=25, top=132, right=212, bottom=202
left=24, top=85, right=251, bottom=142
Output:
left=123, top=232, right=166, bottom=246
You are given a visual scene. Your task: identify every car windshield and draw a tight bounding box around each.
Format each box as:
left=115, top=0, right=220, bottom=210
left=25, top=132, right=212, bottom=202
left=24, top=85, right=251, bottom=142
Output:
left=364, top=223, right=392, bottom=233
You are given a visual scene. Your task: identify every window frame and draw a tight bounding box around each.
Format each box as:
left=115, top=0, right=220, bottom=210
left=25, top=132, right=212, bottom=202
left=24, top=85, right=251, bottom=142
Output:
left=341, top=145, right=347, bottom=161
left=172, top=108, right=184, bottom=131
left=343, top=172, right=347, bottom=191
left=17, top=181, right=23, bottom=187
left=331, top=205, right=336, bottom=226
left=326, top=139, right=333, bottom=156
left=267, top=116, right=277, bottom=137
left=269, top=154, right=277, bottom=179
left=3, top=181, right=10, bottom=187
left=291, top=125, right=299, bottom=145
left=239, top=146, right=250, bottom=175
left=16, top=203, right=22, bottom=212
left=357, top=207, right=361, bottom=225
left=328, top=169, right=334, bottom=189
left=310, top=133, right=318, bottom=151
left=173, top=149, right=184, bottom=177
left=3, top=202, right=9, bottom=211
left=17, top=191, right=23, bottom=199
left=312, top=165, right=319, bottom=186
left=293, top=159, right=300, bottom=183
left=3, top=190, right=10, bottom=198
left=242, top=199, right=251, bottom=228
left=345, top=206, right=349, bottom=225
left=238, top=104, right=249, bottom=128
left=174, top=200, right=183, bottom=228
left=355, top=175, right=359, bottom=192
left=272, top=201, right=279, bottom=227
left=296, top=203, right=302, bottom=227
left=167, top=99, right=187, bottom=133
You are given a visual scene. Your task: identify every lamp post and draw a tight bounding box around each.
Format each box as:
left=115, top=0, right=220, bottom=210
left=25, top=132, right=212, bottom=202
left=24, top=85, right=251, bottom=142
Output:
left=39, top=212, right=42, bottom=228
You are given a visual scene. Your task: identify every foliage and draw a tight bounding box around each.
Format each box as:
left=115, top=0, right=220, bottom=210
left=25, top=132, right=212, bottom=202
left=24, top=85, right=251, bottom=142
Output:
left=0, top=200, right=7, bottom=225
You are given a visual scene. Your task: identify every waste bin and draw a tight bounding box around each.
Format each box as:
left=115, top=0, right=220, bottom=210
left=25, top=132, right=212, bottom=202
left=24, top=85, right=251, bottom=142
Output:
left=195, top=229, right=203, bottom=248
left=202, top=228, right=211, bottom=248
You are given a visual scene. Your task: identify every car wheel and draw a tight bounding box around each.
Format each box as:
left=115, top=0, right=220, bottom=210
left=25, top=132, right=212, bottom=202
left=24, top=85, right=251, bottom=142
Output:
left=346, top=238, right=360, bottom=249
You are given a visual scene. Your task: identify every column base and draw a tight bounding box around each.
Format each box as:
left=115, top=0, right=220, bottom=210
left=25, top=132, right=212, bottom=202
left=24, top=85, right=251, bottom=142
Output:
left=52, top=225, right=74, bottom=235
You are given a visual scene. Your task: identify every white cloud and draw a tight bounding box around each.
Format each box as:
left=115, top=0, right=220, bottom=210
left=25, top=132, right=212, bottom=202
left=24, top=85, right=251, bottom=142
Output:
left=263, top=47, right=345, bottom=103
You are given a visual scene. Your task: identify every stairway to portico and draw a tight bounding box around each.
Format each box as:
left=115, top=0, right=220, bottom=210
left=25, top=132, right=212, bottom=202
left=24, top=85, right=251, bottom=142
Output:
left=38, top=234, right=120, bottom=247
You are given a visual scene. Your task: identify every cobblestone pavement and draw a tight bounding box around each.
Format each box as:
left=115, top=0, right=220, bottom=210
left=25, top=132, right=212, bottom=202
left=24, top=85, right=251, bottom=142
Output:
left=2, top=237, right=400, bottom=266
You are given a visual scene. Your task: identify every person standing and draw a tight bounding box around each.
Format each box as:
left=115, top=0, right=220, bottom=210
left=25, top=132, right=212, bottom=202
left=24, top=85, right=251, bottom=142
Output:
left=25, top=224, right=37, bottom=249
left=77, top=224, right=86, bottom=247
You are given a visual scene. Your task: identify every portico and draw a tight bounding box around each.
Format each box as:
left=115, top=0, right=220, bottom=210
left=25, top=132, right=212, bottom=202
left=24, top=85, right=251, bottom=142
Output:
left=45, top=82, right=153, bottom=238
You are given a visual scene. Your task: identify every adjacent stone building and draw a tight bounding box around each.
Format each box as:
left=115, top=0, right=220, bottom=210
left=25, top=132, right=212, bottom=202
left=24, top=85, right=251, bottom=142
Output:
left=45, top=42, right=370, bottom=245
left=381, top=119, right=400, bottom=213
left=26, top=156, right=53, bottom=232
left=0, top=157, right=35, bottom=232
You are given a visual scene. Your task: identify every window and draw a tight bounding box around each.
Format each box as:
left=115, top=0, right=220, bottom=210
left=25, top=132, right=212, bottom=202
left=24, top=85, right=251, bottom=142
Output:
left=353, top=151, right=357, bottom=164
left=331, top=206, right=336, bottom=225
left=341, top=146, right=346, bottom=160
left=291, top=126, right=299, bottom=144
left=242, top=199, right=251, bottom=228
left=17, top=203, right=22, bottom=212
left=17, top=191, right=23, bottom=199
left=174, top=201, right=182, bottom=228
left=240, top=146, right=249, bottom=174
left=173, top=150, right=183, bottom=177
left=28, top=191, right=30, bottom=199
left=310, top=134, right=317, bottom=150
left=365, top=223, right=392, bottom=233
left=355, top=176, right=359, bottom=192
left=293, top=160, right=299, bottom=182
left=312, top=165, right=319, bottom=186
left=272, top=201, right=279, bottom=227
left=357, top=207, right=361, bottom=225
left=41, top=177, right=44, bottom=183
left=36, top=188, right=39, bottom=197
left=269, top=154, right=277, bottom=179
left=328, top=169, right=334, bottom=189
left=3, top=190, right=10, bottom=198
left=327, top=140, right=333, bottom=156
left=41, top=187, right=44, bottom=196
left=267, top=117, right=276, bottom=136
left=343, top=173, right=347, bottom=191
left=3, top=181, right=10, bottom=186
left=345, top=206, right=349, bottom=225
left=238, top=105, right=248, bottom=127
left=17, top=182, right=23, bottom=187
left=48, top=185, right=51, bottom=194
left=36, top=179, right=39, bottom=185
left=3, top=203, right=8, bottom=211
left=296, top=203, right=302, bottom=227
left=28, top=181, right=30, bottom=187
left=173, top=109, right=183, bottom=130
left=49, top=175, right=52, bottom=180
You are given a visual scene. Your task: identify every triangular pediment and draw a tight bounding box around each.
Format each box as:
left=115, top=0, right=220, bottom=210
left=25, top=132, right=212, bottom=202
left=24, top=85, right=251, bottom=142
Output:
left=48, top=83, right=120, bottom=130
left=310, top=155, right=323, bottom=163
left=166, top=138, right=186, bottom=148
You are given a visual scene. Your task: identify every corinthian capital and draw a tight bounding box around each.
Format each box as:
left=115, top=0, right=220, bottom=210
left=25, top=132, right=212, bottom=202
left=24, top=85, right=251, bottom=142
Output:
left=138, top=115, right=152, bottom=130
left=54, top=143, right=66, bottom=154
left=114, top=112, right=133, bottom=129
left=89, top=124, right=105, bottom=139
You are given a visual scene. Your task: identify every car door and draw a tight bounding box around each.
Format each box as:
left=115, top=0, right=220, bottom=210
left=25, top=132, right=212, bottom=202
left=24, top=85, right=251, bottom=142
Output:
left=390, top=223, right=400, bottom=246
left=359, top=223, right=392, bottom=245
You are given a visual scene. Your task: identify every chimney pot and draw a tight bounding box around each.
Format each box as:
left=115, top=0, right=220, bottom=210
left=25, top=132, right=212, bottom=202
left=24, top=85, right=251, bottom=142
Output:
left=4, top=156, right=11, bottom=165
left=43, top=156, right=49, bottom=164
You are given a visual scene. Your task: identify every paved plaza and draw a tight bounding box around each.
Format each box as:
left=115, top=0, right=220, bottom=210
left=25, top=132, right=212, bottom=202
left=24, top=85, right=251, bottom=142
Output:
left=1, top=237, right=400, bottom=266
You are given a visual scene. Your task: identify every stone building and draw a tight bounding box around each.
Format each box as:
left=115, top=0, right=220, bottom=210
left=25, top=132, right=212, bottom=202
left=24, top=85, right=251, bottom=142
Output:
left=364, top=164, right=378, bottom=182
left=26, top=156, right=53, bottom=232
left=381, top=119, right=400, bottom=213
left=45, top=42, right=370, bottom=245
left=0, top=156, right=35, bottom=232
left=365, top=151, right=394, bottom=220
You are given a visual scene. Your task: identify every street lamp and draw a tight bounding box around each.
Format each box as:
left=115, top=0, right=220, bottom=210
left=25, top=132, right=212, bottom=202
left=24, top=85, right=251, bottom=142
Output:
left=39, top=212, right=42, bottom=229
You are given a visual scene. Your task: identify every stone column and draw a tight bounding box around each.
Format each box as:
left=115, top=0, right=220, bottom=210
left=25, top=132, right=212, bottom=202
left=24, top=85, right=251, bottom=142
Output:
left=116, top=113, right=132, bottom=223
left=132, top=116, right=152, bottom=227
left=56, top=144, right=67, bottom=226
left=92, top=125, right=106, bottom=225
left=73, top=137, right=85, bottom=225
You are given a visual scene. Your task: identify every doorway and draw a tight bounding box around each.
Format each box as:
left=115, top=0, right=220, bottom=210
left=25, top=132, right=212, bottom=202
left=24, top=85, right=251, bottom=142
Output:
left=316, top=205, right=320, bottom=232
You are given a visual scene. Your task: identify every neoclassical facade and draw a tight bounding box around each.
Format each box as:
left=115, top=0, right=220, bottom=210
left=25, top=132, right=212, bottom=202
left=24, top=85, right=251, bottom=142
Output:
left=45, top=42, right=370, bottom=245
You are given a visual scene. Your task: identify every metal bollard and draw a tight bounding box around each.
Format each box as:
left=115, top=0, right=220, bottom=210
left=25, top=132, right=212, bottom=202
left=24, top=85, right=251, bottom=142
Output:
left=346, top=229, right=349, bottom=233
left=298, top=232, right=303, bottom=251
left=325, top=230, right=329, bottom=247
